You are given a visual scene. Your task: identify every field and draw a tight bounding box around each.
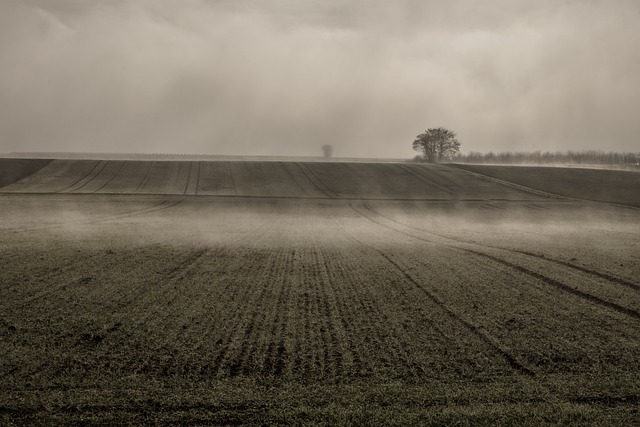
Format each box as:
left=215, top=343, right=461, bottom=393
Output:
left=1, top=160, right=639, bottom=425
left=0, top=159, right=51, bottom=188
left=452, top=164, right=640, bottom=207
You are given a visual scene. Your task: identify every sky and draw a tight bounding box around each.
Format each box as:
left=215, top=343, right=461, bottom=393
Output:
left=1, top=0, right=639, bottom=158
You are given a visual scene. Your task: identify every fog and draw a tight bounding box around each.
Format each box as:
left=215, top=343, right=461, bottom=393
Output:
left=1, top=0, right=639, bottom=158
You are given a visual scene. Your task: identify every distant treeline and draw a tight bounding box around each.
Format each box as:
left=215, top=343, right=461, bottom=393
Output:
left=452, top=151, right=640, bottom=168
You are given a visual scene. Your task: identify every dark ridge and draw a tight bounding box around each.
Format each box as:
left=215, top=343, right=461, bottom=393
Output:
left=451, top=164, right=640, bottom=207
left=0, top=159, right=52, bottom=187
left=4, top=151, right=406, bottom=162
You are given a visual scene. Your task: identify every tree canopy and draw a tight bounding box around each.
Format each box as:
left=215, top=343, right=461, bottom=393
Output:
left=321, top=144, right=333, bottom=159
left=412, top=127, right=461, bottom=163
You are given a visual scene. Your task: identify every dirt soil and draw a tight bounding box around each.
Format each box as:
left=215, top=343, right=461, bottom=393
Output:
left=0, top=161, right=638, bottom=425
left=452, top=163, right=640, bottom=207
left=0, top=159, right=51, bottom=187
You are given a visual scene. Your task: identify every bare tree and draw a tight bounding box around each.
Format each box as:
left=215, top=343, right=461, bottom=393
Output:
left=321, top=144, right=333, bottom=159
left=412, top=127, right=461, bottom=163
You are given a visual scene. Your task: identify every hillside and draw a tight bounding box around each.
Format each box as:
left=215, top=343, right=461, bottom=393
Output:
left=3, top=159, right=639, bottom=205
left=0, top=159, right=547, bottom=201
left=0, top=159, right=51, bottom=187
left=2, top=159, right=639, bottom=425
left=452, top=164, right=640, bottom=206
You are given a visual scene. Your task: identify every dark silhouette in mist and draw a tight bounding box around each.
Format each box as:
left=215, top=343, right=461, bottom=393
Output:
left=321, top=144, right=333, bottom=159
left=413, top=128, right=461, bottom=163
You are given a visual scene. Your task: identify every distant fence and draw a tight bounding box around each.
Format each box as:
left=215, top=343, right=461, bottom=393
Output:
left=452, top=151, right=640, bottom=168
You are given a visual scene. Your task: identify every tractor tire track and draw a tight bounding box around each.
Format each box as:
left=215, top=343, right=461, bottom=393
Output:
left=451, top=167, right=566, bottom=200
left=62, top=160, right=110, bottom=193
left=57, top=160, right=105, bottom=193
left=133, top=161, right=154, bottom=193
left=450, top=165, right=640, bottom=211
left=363, top=204, right=640, bottom=293
left=0, top=199, right=178, bottom=234
left=507, top=249, right=640, bottom=293
left=296, top=163, right=340, bottom=198
left=328, top=206, right=536, bottom=377
left=194, top=161, right=201, bottom=195
left=399, top=164, right=454, bottom=194
left=183, top=162, right=194, bottom=195
left=376, top=250, right=536, bottom=376
left=294, top=162, right=332, bottom=198
left=0, top=253, right=110, bottom=309
left=357, top=204, right=640, bottom=321
left=464, top=249, right=640, bottom=320
left=92, top=161, right=127, bottom=193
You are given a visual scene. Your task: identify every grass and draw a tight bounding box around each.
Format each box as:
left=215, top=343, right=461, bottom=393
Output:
left=0, top=161, right=638, bottom=424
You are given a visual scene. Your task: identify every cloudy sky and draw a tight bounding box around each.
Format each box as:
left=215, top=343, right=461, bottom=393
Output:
left=1, top=0, right=639, bottom=158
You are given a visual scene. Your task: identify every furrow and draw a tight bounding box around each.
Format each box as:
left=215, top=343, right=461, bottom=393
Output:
left=92, top=200, right=184, bottom=223
left=260, top=248, right=290, bottom=378
left=399, top=164, right=454, bottom=194
left=379, top=250, right=535, bottom=376
left=183, top=161, right=194, bottom=195
left=510, top=249, right=640, bottom=293
left=0, top=200, right=170, bottom=234
left=294, top=163, right=333, bottom=198
left=363, top=205, right=640, bottom=299
left=464, top=249, right=640, bottom=320
left=225, top=248, right=280, bottom=377
left=5, top=253, right=122, bottom=310
left=193, top=161, right=201, bottom=195
left=311, top=248, right=344, bottom=381
left=92, top=161, right=127, bottom=193
left=208, top=210, right=283, bottom=376
left=343, top=204, right=536, bottom=376
left=133, top=162, right=154, bottom=193
left=455, top=167, right=565, bottom=199
left=205, top=254, right=267, bottom=376
left=120, top=248, right=213, bottom=376
left=199, top=212, right=280, bottom=377
left=57, top=160, right=105, bottom=193
left=319, top=238, right=423, bottom=380
left=316, top=245, right=365, bottom=378
left=304, top=163, right=343, bottom=198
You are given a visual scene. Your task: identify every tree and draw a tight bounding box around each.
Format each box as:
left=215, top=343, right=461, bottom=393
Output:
left=412, top=127, right=461, bottom=163
left=321, top=144, right=333, bottom=159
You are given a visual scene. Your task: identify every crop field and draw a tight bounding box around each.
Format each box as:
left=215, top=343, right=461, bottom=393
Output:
left=452, top=164, right=640, bottom=207
left=1, top=160, right=639, bottom=425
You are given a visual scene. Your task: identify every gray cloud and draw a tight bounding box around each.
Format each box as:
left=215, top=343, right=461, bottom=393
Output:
left=1, top=0, right=639, bottom=157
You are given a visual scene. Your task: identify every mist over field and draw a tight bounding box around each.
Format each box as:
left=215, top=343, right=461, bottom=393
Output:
left=1, top=158, right=639, bottom=424
left=1, top=0, right=640, bottom=157
left=1, top=2, right=640, bottom=424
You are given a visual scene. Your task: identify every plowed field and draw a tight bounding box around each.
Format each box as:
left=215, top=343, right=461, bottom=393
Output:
left=1, top=161, right=638, bottom=425
left=1, top=160, right=552, bottom=200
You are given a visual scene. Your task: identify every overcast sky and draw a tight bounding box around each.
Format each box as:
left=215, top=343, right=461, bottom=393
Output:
left=1, top=0, right=639, bottom=158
